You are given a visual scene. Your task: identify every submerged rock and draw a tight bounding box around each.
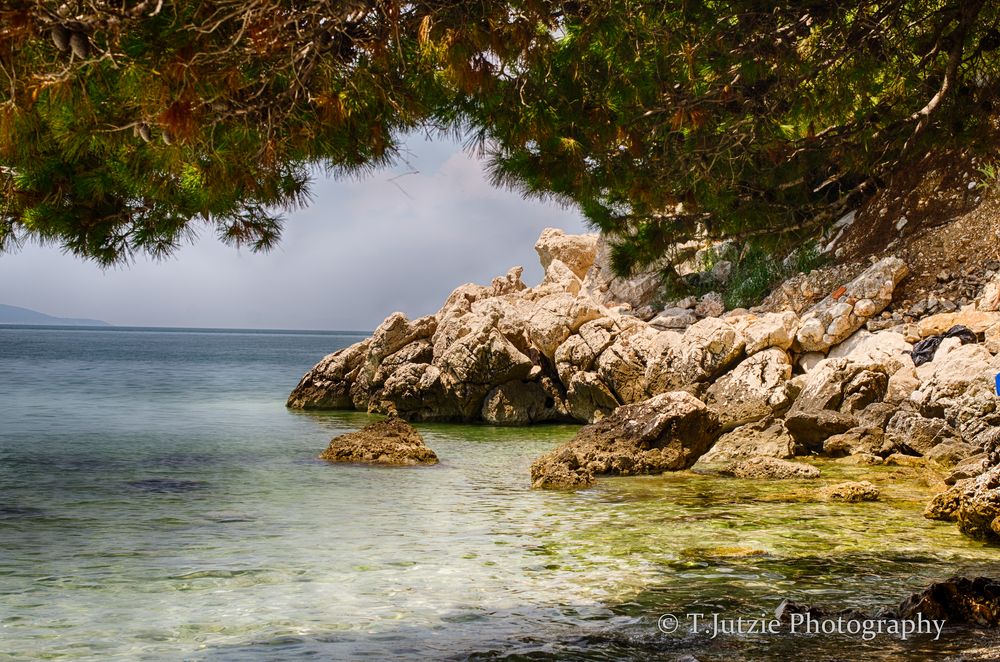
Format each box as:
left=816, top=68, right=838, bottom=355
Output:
left=726, top=456, right=820, bottom=480
left=897, top=577, right=1000, bottom=626
left=777, top=577, right=1000, bottom=627
left=319, top=417, right=438, bottom=466
left=529, top=392, right=720, bottom=489
left=820, top=481, right=880, bottom=502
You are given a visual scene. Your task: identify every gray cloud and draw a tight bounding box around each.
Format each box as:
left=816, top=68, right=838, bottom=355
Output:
left=0, top=135, right=588, bottom=330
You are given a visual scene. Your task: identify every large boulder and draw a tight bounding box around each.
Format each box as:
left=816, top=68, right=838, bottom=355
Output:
left=979, top=276, right=1000, bottom=313
left=535, top=227, right=599, bottom=280
left=795, top=257, right=908, bottom=352
left=924, top=465, right=1000, bottom=543
left=563, top=371, right=621, bottom=423
left=822, top=426, right=892, bottom=458
left=523, top=293, right=603, bottom=361
left=693, top=418, right=796, bottom=467
left=704, top=347, right=793, bottom=430
left=365, top=313, right=437, bottom=376
left=529, top=392, right=721, bottom=489
left=595, top=323, right=664, bottom=404
left=374, top=363, right=460, bottom=421
left=827, top=330, right=913, bottom=373
left=554, top=316, right=641, bottom=385
left=897, top=577, right=1000, bottom=626
left=287, top=339, right=371, bottom=409
left=884, top=410, right=962, bottom=455
left=915, top=310, right=1000, bottom=337
left=742, top=311, right=800, bottom=354
left=783, top=358, right=890, bottom=449
left=911, top=343, right=1000, bottom=436
left=645, top=318, right=745, bottom=396
left=319, top=417, right=438, bottom=465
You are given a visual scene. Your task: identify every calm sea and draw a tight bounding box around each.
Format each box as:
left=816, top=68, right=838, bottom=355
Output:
left=3, top=325, right=1000, bottom=661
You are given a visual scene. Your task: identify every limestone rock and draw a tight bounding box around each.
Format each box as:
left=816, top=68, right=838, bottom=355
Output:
left=820, top=481, right=880, bottom=502
left=979, top=276, right=1000, bottom=312
left=529, top=392, right=721, bottom=489
left=926, top=466, right=1000, bottom=543
left=375, top=363, right=459, bottom=421
left=795, top=257, right=908, bottom=352
left=434, top=313, right=534, bottom=419
left=489, top=266, right=529, bottom=296
left=885, top=410, right=962, bottom=455
left=925, top=441, right=979, bottom=468
left=822, top=426, right=888, bottom=458
left=783, top=358, right=890, bottom=449
left=897, top=577, right=1000, bottom=625
left=886, top=366, right=921, bottom=403
left=695, top=292, right=725, bottom=318
left=784, top=409, right=858, bottom=450
left=945, top=455, right=991, bottom=485
left=564, top=371, right=620, bottom=423
left=482, top=379, right=568, bottom=425
left=797, top=351, right=826, bottom=373
left=371, top=337, right=433, bottom=380
left=726, top=456, right=820, bottom=480
left=704, top=348, right=793, bottom=430
left=595, top=323, right=664, bottom=404
left=534, top=227, right=598, bottom=279
left=319, top=417, right=438, bottom=465
left=366, top=313, right=437, bottom=370
left=287, top=339, right=371, bottom=409
left=917, top=310, right=1000, bottom=337
left=693, top=418, right=796, bottom=466
left=554, top=317, right=618, bottom=384
left=649, top=307, right=698, bottom=330
left=582, top=234, right=664, bottom=309
left=827, top=330, right=913, bottom=373
left=645, top=318, right=745, bottom=396
left=910, top=344, right=1000, bottom=445
left=540, top=258, right=583, bottom=295
left=524, top=293, right=603, bottom=361
left=743, top=311, right=799, bottom=354
left=884, top=453, right=926, bottom=467
left=924, top=488, right=963, bottom=521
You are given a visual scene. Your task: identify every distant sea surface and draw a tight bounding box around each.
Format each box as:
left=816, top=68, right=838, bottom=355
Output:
left=3, top=325, right=1000, bottom=661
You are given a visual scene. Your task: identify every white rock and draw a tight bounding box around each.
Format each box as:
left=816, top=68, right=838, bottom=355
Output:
left=743, top=311, right=799, bottom=354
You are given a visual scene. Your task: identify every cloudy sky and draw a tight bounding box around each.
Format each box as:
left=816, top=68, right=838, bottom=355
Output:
left=0, top=134, right=588, bottom=331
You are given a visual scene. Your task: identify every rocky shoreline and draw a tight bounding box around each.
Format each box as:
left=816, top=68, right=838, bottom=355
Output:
left=291, top=228, right=1000, bottom=543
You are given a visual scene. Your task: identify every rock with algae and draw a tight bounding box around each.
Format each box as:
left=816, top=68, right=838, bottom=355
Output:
left=319, top=416, right=438, bottom=466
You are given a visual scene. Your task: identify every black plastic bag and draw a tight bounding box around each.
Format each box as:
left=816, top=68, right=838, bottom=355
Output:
left=909, top=324, right=977, bottom=367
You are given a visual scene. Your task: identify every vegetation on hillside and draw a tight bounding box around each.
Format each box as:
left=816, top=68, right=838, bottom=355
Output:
left=0, top=1, right=997, bottom=269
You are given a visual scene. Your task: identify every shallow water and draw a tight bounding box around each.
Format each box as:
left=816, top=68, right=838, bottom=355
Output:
left=2, top=325, right=999, bottom=661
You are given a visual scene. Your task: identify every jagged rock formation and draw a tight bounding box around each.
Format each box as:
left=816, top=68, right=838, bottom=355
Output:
left=291, top=228, right=1000, bottom=536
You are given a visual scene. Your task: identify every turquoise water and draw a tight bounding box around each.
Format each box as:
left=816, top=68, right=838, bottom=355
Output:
left=2, top=325, right=1000, bottom=661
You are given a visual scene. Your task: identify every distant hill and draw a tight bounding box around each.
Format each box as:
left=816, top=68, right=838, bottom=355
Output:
left=0, top=304, right=110, bottom=327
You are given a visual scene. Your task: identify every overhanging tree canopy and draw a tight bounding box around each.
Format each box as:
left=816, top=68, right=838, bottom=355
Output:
left=0, top=1, right=997, bottom=270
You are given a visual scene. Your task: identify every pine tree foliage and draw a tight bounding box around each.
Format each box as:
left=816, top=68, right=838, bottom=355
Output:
left=0, top=2, right=998, bottom=268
